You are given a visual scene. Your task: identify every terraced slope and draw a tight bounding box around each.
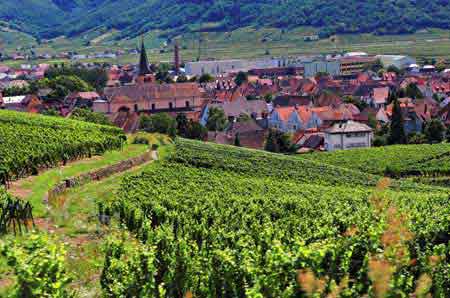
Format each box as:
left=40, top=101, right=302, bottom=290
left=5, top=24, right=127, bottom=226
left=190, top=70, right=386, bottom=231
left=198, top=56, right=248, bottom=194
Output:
left=0, top=110, right=125, bottom=185
left=104, top=139, right=450, bottom=297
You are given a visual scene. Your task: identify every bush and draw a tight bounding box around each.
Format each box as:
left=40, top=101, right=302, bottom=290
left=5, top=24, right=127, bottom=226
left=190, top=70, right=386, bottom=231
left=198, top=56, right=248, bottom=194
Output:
left=132, top=136, right=150, bottom=145
left=70, top=108, right=113, bottom=126
left=372, top=135, right=387, bottom=147
left=1, top=234, right=73, bottom=297
left=140, top=113, right=177, bottom=135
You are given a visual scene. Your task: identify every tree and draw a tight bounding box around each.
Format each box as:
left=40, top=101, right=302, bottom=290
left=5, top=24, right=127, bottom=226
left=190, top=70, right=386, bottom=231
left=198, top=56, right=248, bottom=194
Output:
left=206, top=107, right=228, bottom=131
left=264, top=129, right=292, bottom=153
left=234, top=71, right=248, bottom=86
left=408, top=132, right=427, bottom=144
left=176, top=75, right=188, bottom=83
left=435, top=59, right=447, bottom=72
left=198, top=73, right=214, bottom=84
left=424, top=119, right=445, bottom=143
left=234, top=133, right=241, bottom=147
left=405, top=83, right=423, bottom=99
left=45, top=66, right=108, bottom=91
left=386, top=65, right=401, bottom=75
left=264, top=94, right=273, bottom=103
left=176, top=113, right=189, bottom=135
left=156, top=71, right=174, bottom=83
left=369, top=59, right=384, bottom=72
left=70, top=108, right=112, bottom=126
left=41, top=108, right=61, bottom=117
left=184, top=120, right=207, bottom=140
left=388, top=98, right=407, bottom=145
left=140, top=113, right=177, bottom=135
left=367, top=114, right=378, bottom=129
left=446, top=126, right=450, bottom=142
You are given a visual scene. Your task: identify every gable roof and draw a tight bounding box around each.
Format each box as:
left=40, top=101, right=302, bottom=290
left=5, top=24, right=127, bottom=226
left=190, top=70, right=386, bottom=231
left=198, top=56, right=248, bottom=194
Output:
left=326, top=120, right=372, bottom=134
left=105, top=83, right=203, bottom=102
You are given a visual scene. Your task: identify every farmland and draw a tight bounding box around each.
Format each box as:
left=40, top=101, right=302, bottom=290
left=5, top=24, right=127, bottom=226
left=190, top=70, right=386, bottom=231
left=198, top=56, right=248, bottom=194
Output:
left=301, top=143, right=450, bottom=177
left=101, top=139, right=450, bottom=297
left=1, top=131, right=449, bottom=296
left=3, top=27, right=450, bottom=67
left=0, top=110, right=125, bottom=186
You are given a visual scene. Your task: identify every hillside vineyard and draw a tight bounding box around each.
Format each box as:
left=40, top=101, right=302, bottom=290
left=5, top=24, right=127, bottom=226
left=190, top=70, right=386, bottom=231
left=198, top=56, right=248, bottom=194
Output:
left=101, top=138, right=450, bottom=297
left=0, top=110, right=126, bottom=185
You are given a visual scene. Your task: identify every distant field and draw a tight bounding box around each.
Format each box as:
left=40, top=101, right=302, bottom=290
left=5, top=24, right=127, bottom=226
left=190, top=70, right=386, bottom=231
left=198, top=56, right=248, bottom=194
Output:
left=2, top=27, right=450, bottom=66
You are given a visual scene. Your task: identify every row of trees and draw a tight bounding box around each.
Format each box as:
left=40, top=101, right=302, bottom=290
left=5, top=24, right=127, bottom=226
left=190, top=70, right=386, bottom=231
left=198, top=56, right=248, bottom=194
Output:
left=375, top=96, right=449, bottom=146
left=139, top=113, right=208, bottom=140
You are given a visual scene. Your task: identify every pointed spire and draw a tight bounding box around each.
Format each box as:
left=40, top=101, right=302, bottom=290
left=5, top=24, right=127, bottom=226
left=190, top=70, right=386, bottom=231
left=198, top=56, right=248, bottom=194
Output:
left=139, top=35, right=151, bottom=76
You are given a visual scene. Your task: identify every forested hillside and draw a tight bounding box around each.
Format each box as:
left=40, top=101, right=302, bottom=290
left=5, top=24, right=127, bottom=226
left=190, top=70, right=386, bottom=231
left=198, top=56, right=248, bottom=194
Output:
left=2, top=0, right=450, bottom=39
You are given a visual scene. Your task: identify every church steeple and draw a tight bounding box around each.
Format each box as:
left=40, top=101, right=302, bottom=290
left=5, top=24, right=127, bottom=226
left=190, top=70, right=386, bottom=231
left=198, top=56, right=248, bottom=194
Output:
left=139, top=36, right=151, bottom=76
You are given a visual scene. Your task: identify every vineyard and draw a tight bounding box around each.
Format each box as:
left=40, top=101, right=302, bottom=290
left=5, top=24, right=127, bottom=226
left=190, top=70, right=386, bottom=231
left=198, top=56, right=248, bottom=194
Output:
left=301, top=143, right=450, bottom=177
left=102, top=139, right=450, bottom=297
left=0, top=110, right=126, bottom=186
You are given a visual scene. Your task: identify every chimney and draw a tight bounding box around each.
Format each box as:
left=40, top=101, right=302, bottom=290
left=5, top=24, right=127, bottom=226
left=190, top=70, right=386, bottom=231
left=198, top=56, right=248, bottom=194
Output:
left=174, top=40, right=180, bottom=75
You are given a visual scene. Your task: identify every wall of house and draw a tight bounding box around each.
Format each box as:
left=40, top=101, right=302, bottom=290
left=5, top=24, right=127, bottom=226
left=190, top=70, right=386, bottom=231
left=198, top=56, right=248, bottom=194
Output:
left=325, top=132, right=372, bottom=151
left=185, top=59, right=278, bottom=76
left=107, top=97, right=200, bottom=114
left=303, top=60, right=341, bottom=77
left=268, top=112, right=288, bottom=132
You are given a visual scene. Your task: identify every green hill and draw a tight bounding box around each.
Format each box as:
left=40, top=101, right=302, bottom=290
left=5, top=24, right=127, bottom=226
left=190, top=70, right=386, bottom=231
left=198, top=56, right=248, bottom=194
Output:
left=3, top=0, right=450, bottom=40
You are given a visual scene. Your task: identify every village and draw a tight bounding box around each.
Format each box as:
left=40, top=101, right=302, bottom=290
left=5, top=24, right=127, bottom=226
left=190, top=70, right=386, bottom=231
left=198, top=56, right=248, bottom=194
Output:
left=1, top=39, right=450, bottom=153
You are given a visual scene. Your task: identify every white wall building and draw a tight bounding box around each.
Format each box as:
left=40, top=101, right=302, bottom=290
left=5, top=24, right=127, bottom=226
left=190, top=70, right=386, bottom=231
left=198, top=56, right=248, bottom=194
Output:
left=185, top=59, right=278, bottom=76
left=324, top=121, right=373, bottom=151
left=376, top=55, right=416, bottom=69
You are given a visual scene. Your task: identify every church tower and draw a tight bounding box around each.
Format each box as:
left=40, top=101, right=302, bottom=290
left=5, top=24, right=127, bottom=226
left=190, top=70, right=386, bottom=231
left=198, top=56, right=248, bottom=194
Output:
left=138, top=36, right=151, bottom=76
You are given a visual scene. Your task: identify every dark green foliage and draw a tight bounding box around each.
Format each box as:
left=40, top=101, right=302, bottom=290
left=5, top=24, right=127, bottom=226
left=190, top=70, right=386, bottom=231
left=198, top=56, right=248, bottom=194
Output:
left=140, top=113, right=177, bottom=135
left=408, top=132, right=427, bottom=144
left=265, top=129, right=293, bottom=153
left=41, top=108, right=61, bottom=117
left=446, top=126, right=450, bottom=142
left=198, top=73, right=214, bottom=84
left=176, top=75, right=188, bottom=83
left=45, top=66, right=108, bottom=91
left=388, top=98, right=407, bottom=145
left=372, top=135, right=387, bottom=147
left=234, top=133, right=241, bottom=147
left=176, top=113, right=206, bottom=140
left=4, top=1, right=450, bottom=40
left=405, top=83, right=424, bottom=99
left=206, top=107, right=228, bottom=132
left=36, top=75, right=93, bottom=100
left=234, top=71, right=248, bottom=86
left=2, top=86, right=31, bottom=97
left=424, top=119, right=445, bottom=143
left=0, top=189, right=34, bottom=235
left=70, top=107, right=113, bottom=126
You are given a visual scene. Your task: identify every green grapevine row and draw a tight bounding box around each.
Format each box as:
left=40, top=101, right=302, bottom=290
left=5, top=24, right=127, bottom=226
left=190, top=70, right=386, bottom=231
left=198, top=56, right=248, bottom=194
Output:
left=103, top=141, right=449, bottom=297
left=0, top=110, right=126, bottom=185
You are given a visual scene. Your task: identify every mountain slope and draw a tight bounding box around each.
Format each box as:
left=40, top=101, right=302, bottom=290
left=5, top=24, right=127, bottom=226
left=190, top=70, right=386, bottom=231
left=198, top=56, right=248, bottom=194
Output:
left=2, top=0, right=450, bottom=39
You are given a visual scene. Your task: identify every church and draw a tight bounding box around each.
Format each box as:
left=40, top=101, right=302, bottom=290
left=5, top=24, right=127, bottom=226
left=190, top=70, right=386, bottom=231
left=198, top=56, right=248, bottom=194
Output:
left=93, top=39, right=207, bottom=116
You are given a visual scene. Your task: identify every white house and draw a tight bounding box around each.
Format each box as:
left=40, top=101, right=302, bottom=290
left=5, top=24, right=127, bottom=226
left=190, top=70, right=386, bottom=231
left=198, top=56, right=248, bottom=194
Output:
left=324, top=121, right=373, bottom=151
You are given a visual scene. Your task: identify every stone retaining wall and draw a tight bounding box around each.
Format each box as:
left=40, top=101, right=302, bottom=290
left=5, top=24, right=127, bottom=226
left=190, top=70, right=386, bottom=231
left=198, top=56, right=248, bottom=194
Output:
left=48, top=151, right=153, bottom=201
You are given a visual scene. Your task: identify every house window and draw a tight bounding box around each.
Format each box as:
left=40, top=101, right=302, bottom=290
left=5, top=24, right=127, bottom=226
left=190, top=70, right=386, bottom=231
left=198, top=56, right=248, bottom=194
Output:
left=185, top=101, right=190, bottom=108
left=151, top=104, right=156, bottom=110
left=169, top=102, right=173, bottom=110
